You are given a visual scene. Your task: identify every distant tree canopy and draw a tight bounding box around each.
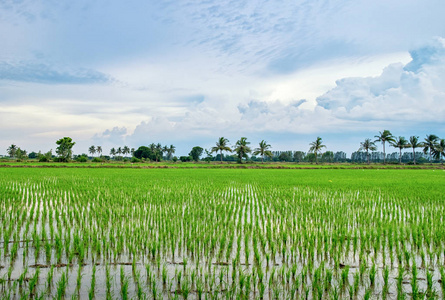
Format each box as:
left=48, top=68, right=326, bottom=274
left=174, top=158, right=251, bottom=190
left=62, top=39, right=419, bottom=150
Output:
left=189, top=146, right=204, bottom=162
left=133, top=146, right=157, bottom=161
left=55, top=137, right=75, bottom=162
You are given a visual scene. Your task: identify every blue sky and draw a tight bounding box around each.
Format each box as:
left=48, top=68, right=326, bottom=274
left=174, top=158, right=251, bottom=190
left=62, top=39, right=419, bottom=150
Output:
left=1, top=0, right=445, bottom=156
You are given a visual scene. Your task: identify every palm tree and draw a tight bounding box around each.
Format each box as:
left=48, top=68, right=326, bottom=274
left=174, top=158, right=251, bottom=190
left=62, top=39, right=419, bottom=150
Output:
left=374, top=130, right=395, bottom=164
left=233, top=137, right=251, bottom=163
left=88, top=145, right=96, bottom=157
left=211, top=137, right=232, bottom=163
left=423, top=134, right=439, bottom=164
left=110, top=148, right=116, bottom=159
left=390, top=136, right=408, bottom=164
left=122, top=146, right=130, bottom=157
left=166, top=145, right=176, bottom=160
left=308, top=137, right=326, bottom=164
left=155, top=143, right=163, bottom=162
left=130, top=148, right=135, bottom=157
left=117, top=147, right=123, bottom=160
left=253, top=140, right=273, bottom=163
left=408, top=136, right=423, bottom=165
left=7, top=144, right=18, bottom=158
left=96, top=146, right=102, bottom=157
left=433, top=139, right=445, bottom=164
left=358, top=138, right=377, bottom=164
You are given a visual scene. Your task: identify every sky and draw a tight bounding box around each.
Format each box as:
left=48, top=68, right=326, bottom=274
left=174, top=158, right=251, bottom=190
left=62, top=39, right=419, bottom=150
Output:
left=1, top=0, right=445, bottom=157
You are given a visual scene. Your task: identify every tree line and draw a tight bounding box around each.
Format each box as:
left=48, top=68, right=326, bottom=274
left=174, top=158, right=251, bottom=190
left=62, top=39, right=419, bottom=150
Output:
left=4, top=130, right=445, bottom=164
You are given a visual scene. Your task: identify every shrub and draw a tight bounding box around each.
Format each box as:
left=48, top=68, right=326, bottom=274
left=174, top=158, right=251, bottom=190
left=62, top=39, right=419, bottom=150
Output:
left=92, top=157, right=104, bottom=163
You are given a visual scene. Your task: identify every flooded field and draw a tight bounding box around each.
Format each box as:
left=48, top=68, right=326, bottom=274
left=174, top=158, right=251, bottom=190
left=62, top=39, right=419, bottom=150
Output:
left=0, top=168, right=444, bottom=299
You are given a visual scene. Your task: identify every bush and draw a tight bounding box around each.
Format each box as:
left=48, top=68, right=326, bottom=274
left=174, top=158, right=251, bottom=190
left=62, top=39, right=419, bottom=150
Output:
left=75, top=155, right=88, bottom=162
left=53, top=157, right=68, bottom=162
left=39, top=156, right=49, bottom=162
left=131, top=157, right=141, bottom=163
left=172, top=156, right=178, bottom=162
left=92, top=157, right=104, bottom=163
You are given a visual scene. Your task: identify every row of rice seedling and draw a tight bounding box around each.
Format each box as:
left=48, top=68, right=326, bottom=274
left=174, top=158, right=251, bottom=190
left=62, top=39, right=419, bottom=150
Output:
left=0, top=168, right=444, bottom=299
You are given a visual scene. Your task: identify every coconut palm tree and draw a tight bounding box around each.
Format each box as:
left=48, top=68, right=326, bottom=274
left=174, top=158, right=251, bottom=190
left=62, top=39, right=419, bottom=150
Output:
left=308, top=137, right=326, bottom=164
left=110, top=148, right=116, bottom=159
left=88, top=145, right=96, bottom=157
left=166, top=145, right=176, bottom=160
left=233, top=137, right=251, bottom=163
left=433, top=139, right=445, bottom=164
left=407, top=136, right=422, bottom=165
left=374, top=130, right=395, bottom=164
left=253, top=140, right=273, bottom=163
left=390, top=136, right=409, bottom=164
left=211, top=137, right=232, bottom=163
left=358, top=138, right=377, bottom=164
left=96, top=146, right=102, bottom=157
left=7, top=144, right=18, bottom=158
left=423, top=134, right=439, bottom=164
left=122, top=146, right=130, bottom=157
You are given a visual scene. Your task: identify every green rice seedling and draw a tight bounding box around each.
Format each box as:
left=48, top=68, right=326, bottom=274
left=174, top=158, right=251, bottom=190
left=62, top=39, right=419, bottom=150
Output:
left=369, top=263, right=376, bottom=286
left=425, top=267, right=435, bottom=299
left=325, top=268, right=333, bottom=291
left=341, top=265, right=349, bottom=287
left=55, top=270, right=68, bottom=299
left=28, top=267, right=39, bottom=296
left=411, top=259, right=418, bottom=299
left=363, top=287, right=371, bottom=300
left=121, top=276, right=129, bottom=300
left=440, top=267, right=445, bottom=297
left=88, top=264, right=96, bottom=299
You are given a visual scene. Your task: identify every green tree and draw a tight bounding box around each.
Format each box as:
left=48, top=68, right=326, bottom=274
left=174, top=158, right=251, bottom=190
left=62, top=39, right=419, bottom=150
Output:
left=308, top=137, right=326, bottom=164
left=408, top=136, right=423, bottom=165
left=390, top=136, right=408, bottom=164
left=7, top=144, right=17, bottom=158
left=293, top=151, right=305, bottom=163
left=96, top=146, right=102, bottom=157
left=423, top=134, right=439, bottom=163
left=234, top=137, right=251, bottom=163
left=122, top=146, right=130, bottom=157
left=253, top=140, right=272, bottom=163
left=88, top=145, right=96, bottom=157
left=433, top=139, right=445, bottom=164
left=189, top=146, right=204, bottom=162
left=359, top=138, right=377, bottom=164
left=211, top=137, right=232, bottom=163
left=110, top=148, right=116, bottom=159
left=166, top=145, right=176, bottom=160
left=374, top=130, right=395, bottom=164
left=55, top=137, right=75, bottom=161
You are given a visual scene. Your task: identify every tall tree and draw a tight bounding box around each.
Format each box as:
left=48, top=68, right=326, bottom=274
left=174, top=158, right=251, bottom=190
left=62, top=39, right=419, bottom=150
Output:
left=374, top=130, right=395, bottom=164
left=433, top=139, right=445, bottom=164
left=55, top=137, right=75, bottom=161
left=408, top=136, right=423, bottom=165
left=96, top=146, right=102, bottom=157
left=88, top=145, right=96, bottom=157
left=234, top=137, right=251, bottom=163
left=167, top=145, right=176, bottom=160
left=211, top=137, right=232, bottom=163
left=253, top=140, right=273, bottom=163
left=110, top=148, right=116, bottom=159
left=7, top=144, right=18, bottom=158
left=122, top=146, right=130, bottom=157
left=358, top=138, right=377, bottom=164
left=308, top=137, right=326, bottom=164
left=189, top=146, right=204, bottom=162
left=423, top=134, right=439, bottom=164
left=390, top=136, right=409, bottom=164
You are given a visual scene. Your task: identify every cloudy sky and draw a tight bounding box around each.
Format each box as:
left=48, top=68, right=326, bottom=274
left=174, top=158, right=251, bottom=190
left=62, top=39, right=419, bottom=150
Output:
left=1, top=0, right=445, bottom=156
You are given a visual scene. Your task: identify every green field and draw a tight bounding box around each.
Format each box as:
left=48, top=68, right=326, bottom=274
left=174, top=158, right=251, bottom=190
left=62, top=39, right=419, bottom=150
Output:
left=0, top=168, right=444, bottom=299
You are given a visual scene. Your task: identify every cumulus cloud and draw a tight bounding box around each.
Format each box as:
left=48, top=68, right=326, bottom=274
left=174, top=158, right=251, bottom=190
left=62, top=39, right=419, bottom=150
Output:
left=316, top=37, right=445, bottom=124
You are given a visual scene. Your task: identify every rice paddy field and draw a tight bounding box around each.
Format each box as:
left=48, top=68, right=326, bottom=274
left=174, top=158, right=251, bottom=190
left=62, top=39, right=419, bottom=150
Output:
left=0, top=168, right=444, bottom=299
